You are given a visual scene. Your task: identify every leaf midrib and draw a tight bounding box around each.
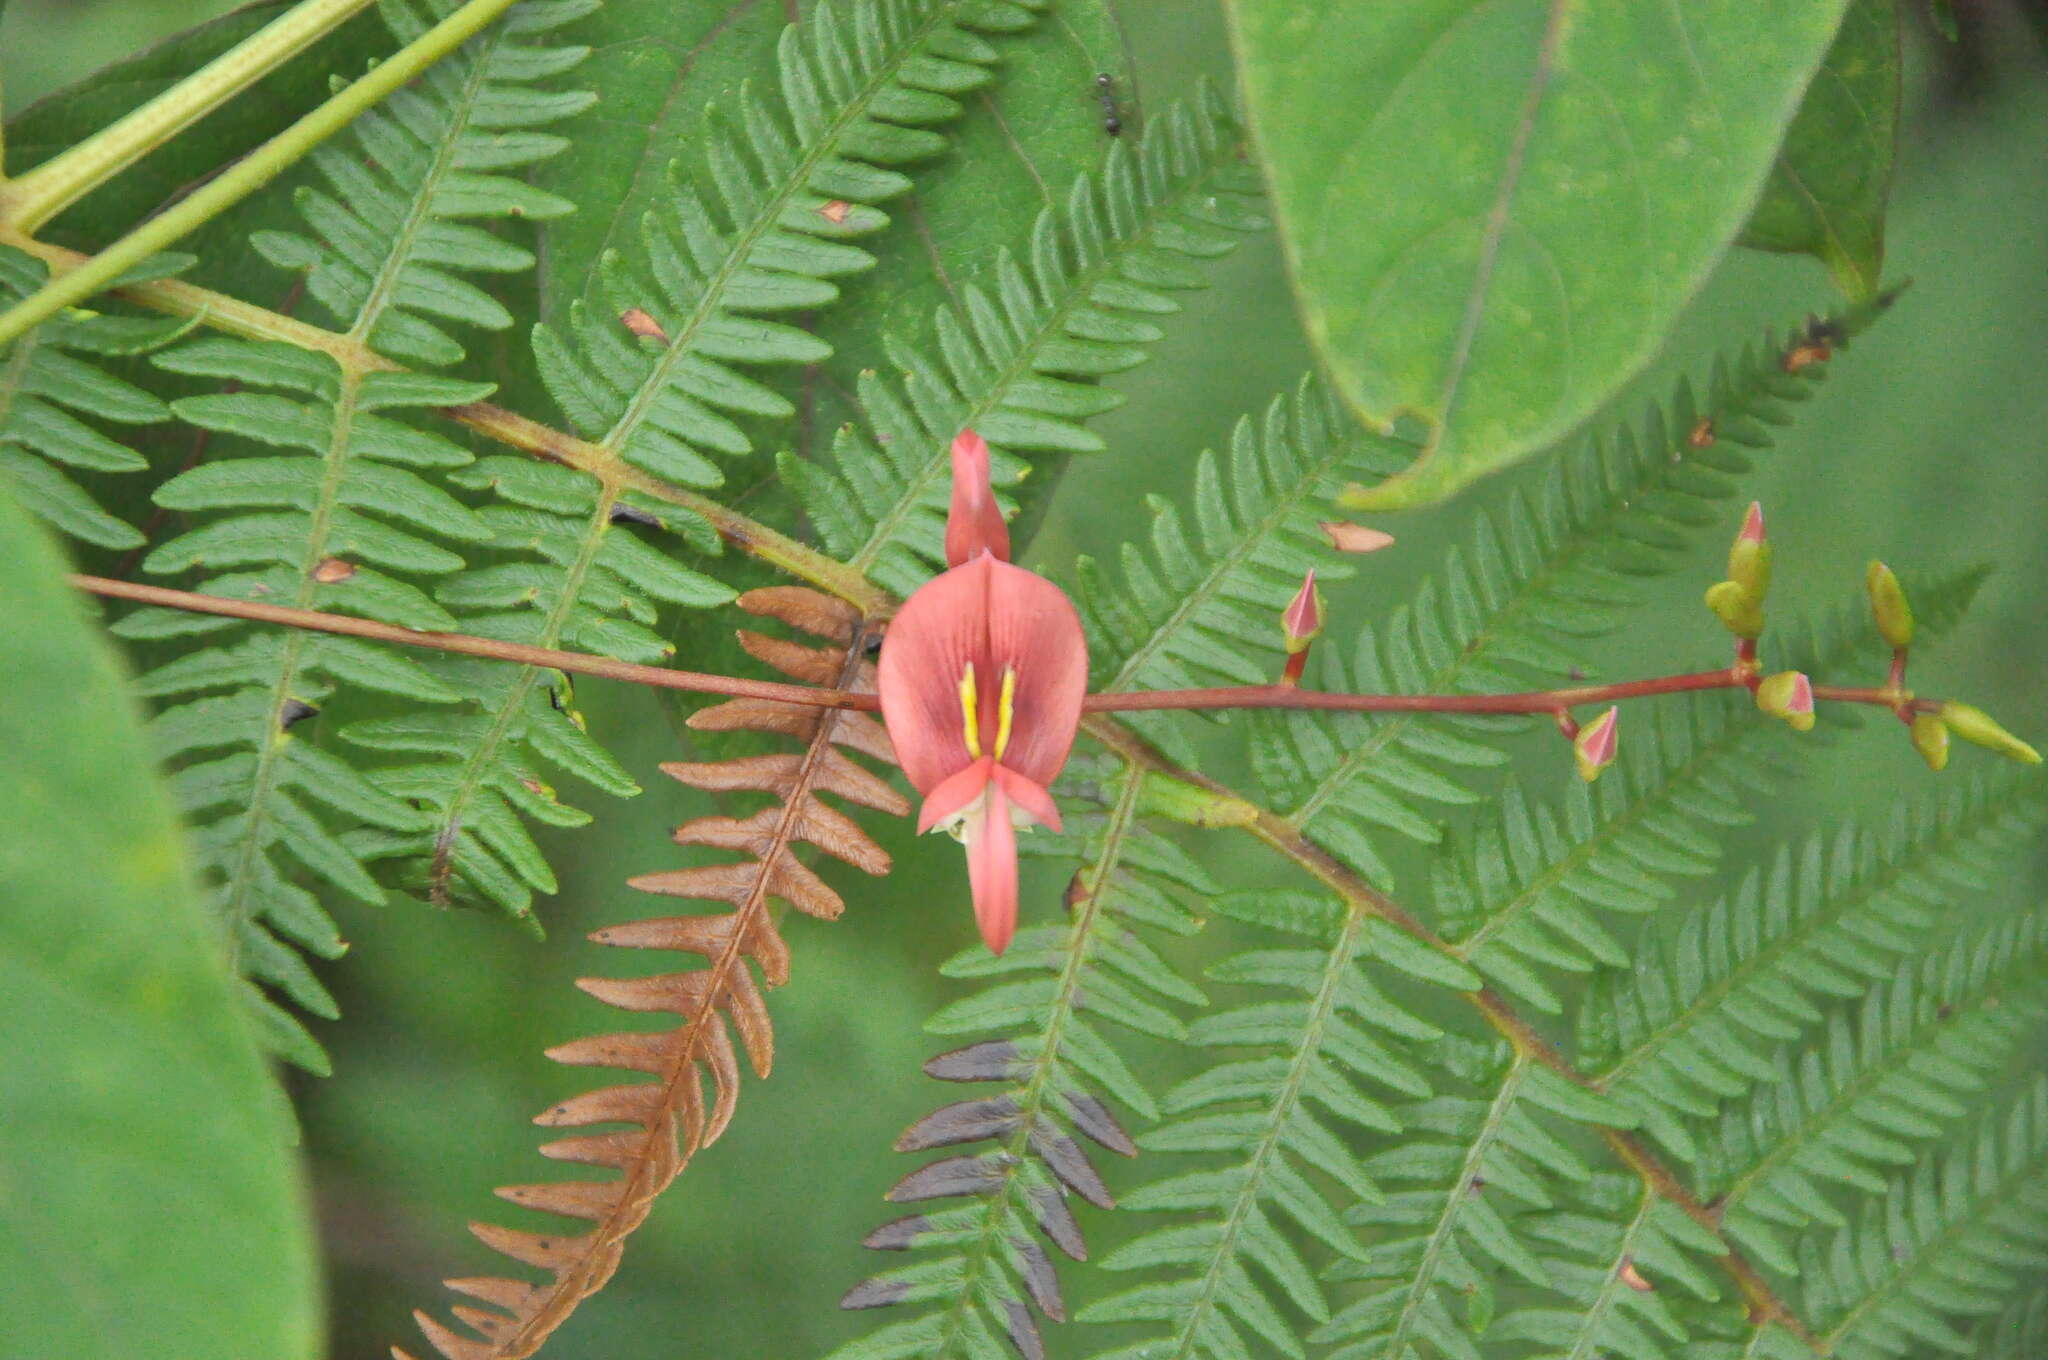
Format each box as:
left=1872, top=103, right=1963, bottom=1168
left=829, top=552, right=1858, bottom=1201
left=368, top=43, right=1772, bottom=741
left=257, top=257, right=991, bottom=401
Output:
left=1594, top=795, right=2038, bottom=1091
left=596, top=0, right=967, bottom=467
left=1107, top=425, right=1365, bottom=694
left=216, top=27, right=501, bottom=939
left=930, top=762, right=1149, bottom=1360
left=1161, top=902, right=1364, bottom=1360
left=848, top=121, right=1245, bottom=575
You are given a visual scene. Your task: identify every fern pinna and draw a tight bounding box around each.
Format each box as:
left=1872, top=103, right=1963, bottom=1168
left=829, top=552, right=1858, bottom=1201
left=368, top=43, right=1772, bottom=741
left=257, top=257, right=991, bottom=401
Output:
left=405, top=586, right=899, bottom=1359
left=2, top=2, right=2044, bottom=1359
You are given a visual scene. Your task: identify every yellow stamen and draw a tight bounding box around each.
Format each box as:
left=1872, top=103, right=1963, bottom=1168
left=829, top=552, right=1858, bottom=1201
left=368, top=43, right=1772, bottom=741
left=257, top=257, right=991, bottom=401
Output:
left=993, top=666, right=1017, bottom=760
left=958, top=662, right=981, bottom=757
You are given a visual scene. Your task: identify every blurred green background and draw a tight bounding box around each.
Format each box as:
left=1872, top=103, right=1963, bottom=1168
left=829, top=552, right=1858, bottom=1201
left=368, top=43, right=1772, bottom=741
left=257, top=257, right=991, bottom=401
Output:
left=5, top=2, right=2046, bottom=1357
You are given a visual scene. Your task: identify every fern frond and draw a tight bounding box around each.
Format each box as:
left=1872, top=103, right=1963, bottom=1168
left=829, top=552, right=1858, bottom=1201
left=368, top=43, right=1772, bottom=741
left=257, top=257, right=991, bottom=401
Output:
left=1064, top=874, right=1583, bottom=1359
left=1435, top=566, right=1990, bottom=1016
left=111, top=0, right=596, bottom=1066
left=1307, top=1055, right=1658, bottom=1360
left=0, top=246, right=192, bottom=550
left=835, top=755, right=1213, bottom=1360
left=1501, top=1179, right=1731, bottom=1358
left=786, top=88, right=1264, bottom=596
left=1972, top=1288, right=2048, bottom=1359
left=1797, top=1078, right=2048, bottom=1360
left=1071, top=376, right=1410, bottom=766
left=534, top=0, right=1047, bottom=492
left=404, top=587, right=901, bottom=1360
left=418, top=0, right=1049, bottom=913
left=1243, top=296, right=1891, bottom=887
left=1589, top=775, right=2048, bottom=1169
left=1689, top=906, right=2048, bottom=1275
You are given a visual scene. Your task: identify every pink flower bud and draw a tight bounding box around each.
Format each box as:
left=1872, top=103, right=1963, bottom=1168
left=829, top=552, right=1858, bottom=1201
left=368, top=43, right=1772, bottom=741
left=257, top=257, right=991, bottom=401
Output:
left=1281, top=569, right=1325, bottom=655
left=943, top=429, right=1009, bottom=568
left=1756, top=670, right=1815, bottom=731
left=1573, top=707, right=1620, bottom=783
left=1738, top=501, right=1766, bottom=544
left=1726, top=501, right=1771, bottom=599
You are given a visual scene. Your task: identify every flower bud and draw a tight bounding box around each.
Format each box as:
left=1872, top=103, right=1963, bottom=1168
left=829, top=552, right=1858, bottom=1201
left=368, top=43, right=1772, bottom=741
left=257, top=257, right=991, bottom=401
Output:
left=1574, top=707, right=1620, bottom=783
left=1704, top=579, right=1765, bottom=640
left=1281, top=569, right=1325, bottom=656
left=1726, top=502, right=1772, bottom=599
left=1911, top=713, right=1950, bottom=772
left=1865, top=561, right=1914, bottom=650
left=1756, top=670, right=1815, bottom=731
left=1940, top=702, right=2042, bottom=765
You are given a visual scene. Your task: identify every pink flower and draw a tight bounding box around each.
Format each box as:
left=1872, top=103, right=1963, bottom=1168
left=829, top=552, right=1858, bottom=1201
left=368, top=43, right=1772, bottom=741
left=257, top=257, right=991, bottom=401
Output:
left=877, top=431, right=1089, bottom=954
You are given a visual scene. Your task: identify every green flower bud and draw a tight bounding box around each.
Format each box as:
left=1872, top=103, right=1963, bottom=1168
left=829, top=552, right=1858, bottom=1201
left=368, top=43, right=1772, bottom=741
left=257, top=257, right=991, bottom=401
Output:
left=1755, top=671, right=1815, bottom=731
left=1704, top=580, right=1765, bottom=640
left=1911, top=713, right=1950, bottom=772
left=1941, top=702, right=2042, bottom=765
left=1865, top=561, right=1914, bottom=650
left=1726, top=502, right=1771, bottom=598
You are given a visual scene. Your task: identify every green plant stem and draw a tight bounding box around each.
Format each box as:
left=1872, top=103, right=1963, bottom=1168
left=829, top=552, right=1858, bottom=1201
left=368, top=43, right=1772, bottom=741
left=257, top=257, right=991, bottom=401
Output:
left=0, top=0, right=375, bottom=232
left=0, top=0, right=519, bottom=350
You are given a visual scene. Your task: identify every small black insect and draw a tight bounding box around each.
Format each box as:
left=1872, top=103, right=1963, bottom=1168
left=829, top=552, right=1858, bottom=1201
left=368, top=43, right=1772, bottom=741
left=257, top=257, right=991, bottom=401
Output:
left=1094, top=73, right=1123, bottom=137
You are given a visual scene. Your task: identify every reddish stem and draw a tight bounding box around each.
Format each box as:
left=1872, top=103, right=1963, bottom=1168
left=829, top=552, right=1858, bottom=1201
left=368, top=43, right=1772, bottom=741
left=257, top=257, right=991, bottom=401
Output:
left=71, top=575, right=1943, bottom=723
left=1085, top=669, right=1747, bottom=714
left=71, top=574, right=884, bottom=711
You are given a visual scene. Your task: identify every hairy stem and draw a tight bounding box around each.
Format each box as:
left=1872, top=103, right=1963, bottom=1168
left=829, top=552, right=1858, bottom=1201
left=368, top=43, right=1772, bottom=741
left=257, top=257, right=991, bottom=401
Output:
left=0, top=0, right=519, bottom=348
left=0, top=0, right=375, bottom=232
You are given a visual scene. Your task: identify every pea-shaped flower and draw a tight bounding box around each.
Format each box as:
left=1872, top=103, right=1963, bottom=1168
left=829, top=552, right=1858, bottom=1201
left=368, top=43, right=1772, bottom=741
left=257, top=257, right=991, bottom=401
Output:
left=877, top=431, right=1089, bottom=954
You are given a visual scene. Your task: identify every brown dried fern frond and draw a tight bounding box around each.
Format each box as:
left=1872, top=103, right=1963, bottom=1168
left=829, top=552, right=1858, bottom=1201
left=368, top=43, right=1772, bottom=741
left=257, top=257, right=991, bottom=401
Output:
left=400, top=587, right=904, bottom=1360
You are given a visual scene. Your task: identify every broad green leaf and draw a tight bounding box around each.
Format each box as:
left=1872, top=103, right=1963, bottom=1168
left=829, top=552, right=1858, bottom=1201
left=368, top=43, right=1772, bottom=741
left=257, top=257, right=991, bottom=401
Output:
left=1740, top=0, right=1901, bottom=298
left=1222, top=0, right=1851, bottom=509
left=529, top=0, right=791, bottom=322
left=3, top=2, right=387, bottom=245
left=0, top=482, right=320, bottom=1359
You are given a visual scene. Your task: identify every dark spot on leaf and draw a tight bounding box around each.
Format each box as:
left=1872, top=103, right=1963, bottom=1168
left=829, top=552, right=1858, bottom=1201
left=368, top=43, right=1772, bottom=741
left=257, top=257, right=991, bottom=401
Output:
left=619, top=307, right=668, bottom=344
left=279, top=698, right=319, bottom=731
left=609, top=501, right=661, bottom=528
